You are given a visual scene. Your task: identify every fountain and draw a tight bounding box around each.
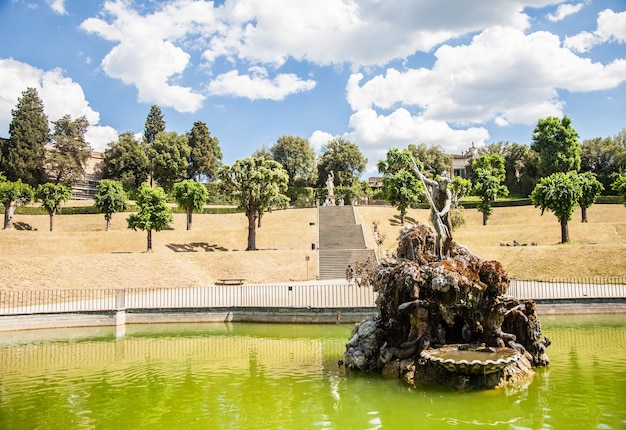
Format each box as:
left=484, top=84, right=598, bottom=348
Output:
left=344, top=223, right=551, bottom=390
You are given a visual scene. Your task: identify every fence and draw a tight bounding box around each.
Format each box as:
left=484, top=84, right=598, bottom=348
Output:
left=1, top=278, right=625, bottom=317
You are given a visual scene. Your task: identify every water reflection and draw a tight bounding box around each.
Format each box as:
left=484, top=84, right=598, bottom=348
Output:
left=0, top=316, right=625, bottom=429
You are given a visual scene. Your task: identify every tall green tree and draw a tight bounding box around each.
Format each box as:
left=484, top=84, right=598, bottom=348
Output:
left=407, top=143, right=452, bottom=178
left=471, top=154, right=508, bottom=225
left=219, top=157, right=289, bottom=250
left=577, top=171, right=604, bottom=223
left=149, top=131, right=191, bottom=192
left=271, top=135, right=317, bottom=186
left=35, top=183, right=72, bottom=232
left=1, top=87, right=49, bottom=186
left=103, top=132, right=150, bottom=191
left=581, top=133, right=626, bottom=193
left=144, top=105, right=166, bottom=186
left=477, top=141, right=537, bottom=196
left=46, top=115, right=91, bottom=186
left=188, top=121, right=222, bottom=181
left=531, top=171, right=582, bottom=243
left=94, top=179, right=128, bottom=231
left=127, top=183, right=172, bottom=252
left=317, top=138, right=367, bottom=188
left=611, top=173, right=626, bottom=206
left=377, top=148, right=422, bottom=224
left=531, top=116, right=581, bottom=176
left=0, top=180, right=33, bottom=230
left=171, top=179, right=208, bottom=230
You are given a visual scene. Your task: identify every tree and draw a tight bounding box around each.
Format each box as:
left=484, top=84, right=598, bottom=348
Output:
left=188, top=121, right=222, bottom=181
left=171, top=179, right=208, bottom=230
left=577, top=171, right=603, bottom=223
left=407, top=143, right=452, bottom=178
left=1, top=87, right=49, bottom=186
left=317, top=138, right=367, bottom=188
left=377, top=148, right=422, bottom=224
left=149, top=131, right=191, bottom=192
left=449, top=176, right=471, bottom=209
left=94, top=179, right=128, bottom=231
left=581, top=133, right=626, bottom=193
left=478, top=141, right=537, bottom=196
left=34, top=183, right=72, bottom=231
left=46, top=115, right=91, bottom=186
left=271, top=135, right=317, bottom=186
left=219, top=157, right=288, bottom=251
left=103, top=132, right=150, bottom=191
left=127, top=183, right=172, bottom=252
left=471, top=154, right=508, bottom=225
left=0, top=180, right=33, bottom=230
left=531, top=171, right=582, bottom=243
left=144, top=105, right=166, bottom=186
left=531, top=116, right=581, bottom=176
left=611, top=173, right=626, bottom=206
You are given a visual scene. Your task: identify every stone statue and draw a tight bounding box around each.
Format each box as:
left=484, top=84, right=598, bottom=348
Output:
left=412, top=162, right=452, bottom=258
left=326, top=171, right=335, bottom=196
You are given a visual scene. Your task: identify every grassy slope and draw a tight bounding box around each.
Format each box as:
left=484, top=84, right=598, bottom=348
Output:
left=0, top=203, right=624, bottom=290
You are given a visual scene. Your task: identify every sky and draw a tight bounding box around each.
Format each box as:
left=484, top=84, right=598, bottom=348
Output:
left=0, top=0, right=625, bottom=176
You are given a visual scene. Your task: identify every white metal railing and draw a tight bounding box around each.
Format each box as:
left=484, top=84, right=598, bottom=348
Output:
left=1, top=278, right=625, bottom=316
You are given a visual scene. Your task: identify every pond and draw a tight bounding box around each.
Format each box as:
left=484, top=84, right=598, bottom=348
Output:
left=0, top=314, right=625, bottom=429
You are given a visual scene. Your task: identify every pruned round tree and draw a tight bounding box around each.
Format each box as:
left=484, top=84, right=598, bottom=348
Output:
left=127, top=184, right=173, bottom=252
left=35, top=183, right=72, bottom=232
left=171, top=179, right=208, bottom=230
left=0, top=180, right=33, bottom=230
left=577, top=171, right=604, bottom=222
left=471, top=154, right=508, bottom=226
left=94, top=179, right=129, bottom=231
left=377, top=148, right=423, bottom=224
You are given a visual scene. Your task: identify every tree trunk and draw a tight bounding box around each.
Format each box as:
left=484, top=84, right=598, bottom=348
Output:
left=105, top=214, right=111, bottom=231
left=147, top=229, right=153, bottom=252
left=581, top=207, right=588, bottom=223
left=3, top=203, right=15, bottom=230
left=400, top=208, right=406, bottom=225
left=246, top=210, right=258, bottom=251
left=257, top=210, right=263, bottom=228
left=186, top=208, right=193, bottom=230
left=560, top=216, right=570, bottom=243
left=482, top=211, right=488, bottom=226
left=48, top=208, right=56, bottom=232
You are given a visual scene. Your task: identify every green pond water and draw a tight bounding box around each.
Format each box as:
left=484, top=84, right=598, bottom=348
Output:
left=0, top=314, right=625, bottom=429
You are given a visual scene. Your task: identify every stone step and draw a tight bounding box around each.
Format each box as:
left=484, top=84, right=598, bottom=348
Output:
left=318, top=249, right=374, bottom=280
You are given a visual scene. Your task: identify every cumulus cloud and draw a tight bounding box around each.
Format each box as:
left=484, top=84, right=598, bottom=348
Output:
left=207, top=68, right=316, bottom=100
left=565, top=9, right=626, bottom=52
left=547, top=3, right=583, bottom=22
left=0, top=58, right=116, bottom=151
left=47, top=0, right=67, bottom=15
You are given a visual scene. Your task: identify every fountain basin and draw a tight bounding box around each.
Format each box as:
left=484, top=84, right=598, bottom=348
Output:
left=421, top=344, right=521, bottom=374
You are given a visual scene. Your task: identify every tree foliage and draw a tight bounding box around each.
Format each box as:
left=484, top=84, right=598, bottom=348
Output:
left=407, top=143, right=452, bottom=178
left=171, top=179, right=208, bottom=230
left=188, top=121, right=222, bottom=181
left=0, top=180, right=33, bottom=230
left=103, top=132, right=150, bottom=191
left=127, top=183, right=172, bottom=252
left=577, top=171, right=603, bottom=222
left=449, top=176, right=471, bottom=209
left=611, top=173, right=626, bottom=206
left=471, top=154, right=508, bottom=225
left=144, top=105, right=165, bottom=146
left=317, top=138, right=367, bottom=188
left=477, top=141, right=537, bottom=196
left=34, top=182, right=72, bottom=231
left=219, top=157, right=289, bottom=250
left=581, top=132, right=626, bottom=194
left=94, top=179, right=128, bottom=231
left=46, top=115, right=91, bottom=186
left=149, top=131, right=191, bottom=192
left=271, top=135, right=317, bottom=186
left=531, top=116, right=581, bottom=176
left=1, top=87, right=49, bottom=186
left=531, top=171, right=582, bottom=243
left=377, top=148, right=422, bottom=224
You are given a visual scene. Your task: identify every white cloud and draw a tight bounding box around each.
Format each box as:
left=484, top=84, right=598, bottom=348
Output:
left=0, top=58, right=117, bottom=151
left=547, top=3, right=583, bottom=22
left=47, top=0, right=67, bottom=15
left=565, top=9, right=626, bottom=52
left=309, top=130, right=335, bottom=153
left=85, top=125, right=119, bottom=152
left=207, top=68, right=316, bottom=100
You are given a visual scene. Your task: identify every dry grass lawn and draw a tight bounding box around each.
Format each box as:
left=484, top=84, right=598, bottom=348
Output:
left=1, top=202, right=624, bottom=291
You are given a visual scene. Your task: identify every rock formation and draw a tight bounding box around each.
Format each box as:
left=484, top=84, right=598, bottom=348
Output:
left=345, top=223, right=551, bottom=390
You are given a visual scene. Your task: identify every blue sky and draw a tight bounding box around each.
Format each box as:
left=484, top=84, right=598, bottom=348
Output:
left=1, top=0, right=625, bottom=176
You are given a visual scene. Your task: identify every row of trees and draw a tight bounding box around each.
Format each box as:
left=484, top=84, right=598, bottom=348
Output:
left=377, top=116, right=626, bottom=243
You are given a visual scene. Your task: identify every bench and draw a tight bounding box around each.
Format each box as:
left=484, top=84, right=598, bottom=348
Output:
left=216, top=278, right=246, bottom=285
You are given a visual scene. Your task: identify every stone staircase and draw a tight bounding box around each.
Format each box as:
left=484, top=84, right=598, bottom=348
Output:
left=318, top=205, right=374, bottom=280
